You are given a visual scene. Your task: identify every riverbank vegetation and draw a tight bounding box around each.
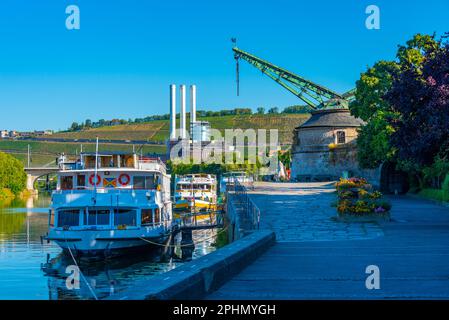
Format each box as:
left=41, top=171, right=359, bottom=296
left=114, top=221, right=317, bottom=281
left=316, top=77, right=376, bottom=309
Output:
left=350, top=33, right=449, bottom=203
left=0, top=152, right=27, bottom=201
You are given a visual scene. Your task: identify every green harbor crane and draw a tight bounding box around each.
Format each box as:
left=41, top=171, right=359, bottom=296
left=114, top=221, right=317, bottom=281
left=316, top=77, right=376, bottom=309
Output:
left=232, top=44, right=355, bottom=110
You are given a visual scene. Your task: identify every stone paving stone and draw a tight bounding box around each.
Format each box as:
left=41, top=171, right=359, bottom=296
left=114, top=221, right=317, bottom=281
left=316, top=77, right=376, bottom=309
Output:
left=207, top=182, right=449, bottom=300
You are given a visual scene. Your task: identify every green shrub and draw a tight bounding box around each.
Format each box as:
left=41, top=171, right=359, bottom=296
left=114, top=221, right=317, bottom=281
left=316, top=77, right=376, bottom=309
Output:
left=442, top=174, right=449, bottom=201
left=0, top=152, right=27, bottom=195
left=418, top=188, right=447, bottom=202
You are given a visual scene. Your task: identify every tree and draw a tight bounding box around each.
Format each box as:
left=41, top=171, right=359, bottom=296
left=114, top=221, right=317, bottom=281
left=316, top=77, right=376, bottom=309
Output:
left=385, top=38, right=449, bottom=168
left=267, top=107, right=279, bottom=114
left=0, top=152, right=27, bottom=195
left=256, top=107, right=265, bottom=114
left=84, top=119, right=92, bottom=128
left=349, top=34, right=439, bottom=169
left=70, top=122, right=80, bottom=131
left=282, top=105, right=312, bottom=114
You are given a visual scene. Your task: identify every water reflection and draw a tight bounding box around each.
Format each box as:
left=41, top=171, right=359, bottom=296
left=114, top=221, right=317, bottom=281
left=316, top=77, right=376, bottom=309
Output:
left=41, top=227, right=218, bottom=300
left=0, top=194, right=218, bottom=300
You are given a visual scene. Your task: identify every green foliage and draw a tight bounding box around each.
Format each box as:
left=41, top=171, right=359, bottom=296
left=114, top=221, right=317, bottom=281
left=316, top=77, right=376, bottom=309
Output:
left=267, top=107, right=279, bottom=114
left=278, top=149, right=291, bottom=170
left=212, top=228, right=229, bottom=248
left=396, top=33, right=439, bottom=70
left=0, top=188, right=14, bottom=201
left=349, top=33, right=440, bottom=171
left=418, top=188, right=448, bottom=203
left=0, top=152, right=27, bottom=195
left=356, top=115, right=395, bottom=168
left=350, top=61, right=399, bottom=122
left=282, top=105, right=312, bottom=114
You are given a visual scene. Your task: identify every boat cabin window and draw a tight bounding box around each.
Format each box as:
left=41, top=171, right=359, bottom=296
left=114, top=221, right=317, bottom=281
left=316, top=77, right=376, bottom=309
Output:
left=84, top=209, right=110, bottom=226
left=61, top=176, right=73, bottom=190
left=133, top=175, right=157, bottom=190
left=114, top=209, right=137, bottom=226
left=57, top=209, right=80, bottom=227
left=154, top=208, right=160, bottom=224
left=141, top=209, right=153, bottom=226
left=77, top=175, right=86, bottom=189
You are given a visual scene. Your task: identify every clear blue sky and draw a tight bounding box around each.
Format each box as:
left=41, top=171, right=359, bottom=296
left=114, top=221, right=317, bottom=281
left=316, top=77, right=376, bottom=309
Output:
left=0, top=0, right=448, bottom=131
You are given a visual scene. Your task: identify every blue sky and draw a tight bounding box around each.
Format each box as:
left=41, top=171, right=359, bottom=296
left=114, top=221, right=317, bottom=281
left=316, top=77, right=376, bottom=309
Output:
left=0, top=0, right=448, bottom=131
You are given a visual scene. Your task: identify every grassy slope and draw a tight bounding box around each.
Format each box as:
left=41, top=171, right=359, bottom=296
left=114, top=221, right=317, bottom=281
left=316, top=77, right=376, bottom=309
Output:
left=1, top=114, right=309, bottom=165
left=52, top=114, right=309, bottom=145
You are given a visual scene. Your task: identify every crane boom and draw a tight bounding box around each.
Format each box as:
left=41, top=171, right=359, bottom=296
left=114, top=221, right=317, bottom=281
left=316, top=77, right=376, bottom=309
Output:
left=233, top=46, right=348, bottom=110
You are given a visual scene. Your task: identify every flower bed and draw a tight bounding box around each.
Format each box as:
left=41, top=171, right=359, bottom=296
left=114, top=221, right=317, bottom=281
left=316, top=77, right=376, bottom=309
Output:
left=335, top=178, right=391, bottom=219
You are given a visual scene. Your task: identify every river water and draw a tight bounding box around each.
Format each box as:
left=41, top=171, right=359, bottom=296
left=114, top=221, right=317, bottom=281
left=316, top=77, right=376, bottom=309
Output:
left=0, top=195, right=217, bottom=300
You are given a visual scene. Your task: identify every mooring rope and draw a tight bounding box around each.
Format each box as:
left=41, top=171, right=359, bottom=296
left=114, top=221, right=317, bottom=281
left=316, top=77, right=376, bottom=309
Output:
left=138, top=224, right=229, bottom=248
left=64, top=238, right=99, bottom=300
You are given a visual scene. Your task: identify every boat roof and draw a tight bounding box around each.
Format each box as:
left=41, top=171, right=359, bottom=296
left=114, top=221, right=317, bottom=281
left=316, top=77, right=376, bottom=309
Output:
left=58, top=168, right=163, bottom=174
left=80, top=151, right=136, bottom=156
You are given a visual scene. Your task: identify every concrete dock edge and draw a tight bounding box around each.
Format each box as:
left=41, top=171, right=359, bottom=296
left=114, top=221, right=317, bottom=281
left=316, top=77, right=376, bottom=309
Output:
left=106, top=230, right=276, bottom=300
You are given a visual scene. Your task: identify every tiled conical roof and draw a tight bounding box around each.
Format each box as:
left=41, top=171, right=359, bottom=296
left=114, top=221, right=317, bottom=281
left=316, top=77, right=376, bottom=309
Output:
left=297, top=109, right=364, bottom=129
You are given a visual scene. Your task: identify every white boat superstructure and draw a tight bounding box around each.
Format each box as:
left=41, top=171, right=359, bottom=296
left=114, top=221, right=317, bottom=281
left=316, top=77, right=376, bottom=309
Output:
left=174, top=174, right=217, bottom=212
left=45, top=152, right=172, bottom=257
left=219, top=171, right=253, bottom=193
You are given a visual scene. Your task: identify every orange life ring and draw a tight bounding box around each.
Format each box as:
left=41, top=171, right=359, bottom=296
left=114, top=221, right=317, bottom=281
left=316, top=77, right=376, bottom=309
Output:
left=89, top=174, right=101, bottom=186
left=118, top=173, right=130, bottom=186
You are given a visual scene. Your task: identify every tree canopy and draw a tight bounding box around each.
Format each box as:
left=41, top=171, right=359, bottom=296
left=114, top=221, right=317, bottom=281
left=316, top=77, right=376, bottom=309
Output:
left=349, top=33, right=441, bottom=169
left=0, top=152, right=27, bottom=195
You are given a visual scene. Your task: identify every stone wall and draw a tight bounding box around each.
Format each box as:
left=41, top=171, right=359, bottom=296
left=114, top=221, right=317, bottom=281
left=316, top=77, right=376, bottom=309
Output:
left=291, top=126, right=381, bottom=187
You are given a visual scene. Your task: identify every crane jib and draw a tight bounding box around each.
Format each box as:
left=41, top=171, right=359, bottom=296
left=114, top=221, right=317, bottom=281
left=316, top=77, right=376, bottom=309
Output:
left=232, top=46, right=350, bottom=110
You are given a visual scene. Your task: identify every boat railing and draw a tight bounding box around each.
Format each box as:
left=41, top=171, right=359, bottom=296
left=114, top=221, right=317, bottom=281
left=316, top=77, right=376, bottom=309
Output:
left=137, top=159, right=166, bottom=172
left=176, top=210, right=224, bottom=229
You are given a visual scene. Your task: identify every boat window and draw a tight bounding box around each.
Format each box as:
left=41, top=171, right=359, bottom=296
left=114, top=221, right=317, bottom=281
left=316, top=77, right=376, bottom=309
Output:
left=114, top=209, right=137, bottom=226
left=154, top=208, right=160, bottom=223
left=77, top=175, right=86, bottom=189
left=141, top=209, right=153, bottom=226
left=145, top=176, right=156, bottom=189
left=85, top=209, right=110, bottom=226
left=61, top=176, right=73, bottom=190
left=133, top=175, right=156, bottom=189
left=57, top=209, right=80, bottom=227
left=133, top=176, right=145, bottom=189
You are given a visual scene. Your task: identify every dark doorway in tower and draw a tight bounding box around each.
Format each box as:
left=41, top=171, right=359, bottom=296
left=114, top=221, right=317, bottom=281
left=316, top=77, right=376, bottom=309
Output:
left=380, top=161, right=409, bottom=194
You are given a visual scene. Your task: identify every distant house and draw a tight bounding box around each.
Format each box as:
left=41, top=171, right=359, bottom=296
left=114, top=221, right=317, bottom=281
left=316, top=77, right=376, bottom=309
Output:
left=1, top=130, right=8, bottom=138
left=9, top=130, right=17, bottom=138
left=19, top=131, right=33, bottom=138
left=34, top=130, right=53, bottom=136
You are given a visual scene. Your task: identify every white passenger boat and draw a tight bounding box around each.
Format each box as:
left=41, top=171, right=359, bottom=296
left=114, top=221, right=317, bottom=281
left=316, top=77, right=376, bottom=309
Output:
left=44, top=152, right=172, bottom=257
left=173, top=174, right=217, bottom=214
left=219, top=171, right=253, bottom=193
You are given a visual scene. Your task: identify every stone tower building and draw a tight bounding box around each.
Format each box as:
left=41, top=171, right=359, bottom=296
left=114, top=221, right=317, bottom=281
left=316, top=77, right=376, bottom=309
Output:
left=291, top=108, right=380, bottom=184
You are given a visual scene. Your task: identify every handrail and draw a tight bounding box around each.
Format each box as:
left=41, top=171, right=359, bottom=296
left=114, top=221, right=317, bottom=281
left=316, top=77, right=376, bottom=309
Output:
left=225, top=178, right=260, bottom=230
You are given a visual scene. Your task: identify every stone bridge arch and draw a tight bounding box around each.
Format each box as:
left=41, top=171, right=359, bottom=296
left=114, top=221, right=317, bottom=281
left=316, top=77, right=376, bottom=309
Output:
left=24, top=167, right=59, bottom=193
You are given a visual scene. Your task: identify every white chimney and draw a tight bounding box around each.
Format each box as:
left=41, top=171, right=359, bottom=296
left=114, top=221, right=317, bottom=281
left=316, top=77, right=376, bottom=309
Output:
left=180, top=85, right=186, bottom=139
left=169, top=84, right=176, bottom=141
left=190, top=85, right=197, bottom=123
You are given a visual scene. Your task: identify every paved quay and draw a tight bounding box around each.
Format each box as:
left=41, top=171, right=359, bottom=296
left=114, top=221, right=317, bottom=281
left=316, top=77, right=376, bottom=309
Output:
left=207, top=182, right=449, bottom=299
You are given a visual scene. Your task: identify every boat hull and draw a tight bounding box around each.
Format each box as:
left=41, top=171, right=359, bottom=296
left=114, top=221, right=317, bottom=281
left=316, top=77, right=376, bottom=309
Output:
left=46, top=227, right=169, bottom=257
